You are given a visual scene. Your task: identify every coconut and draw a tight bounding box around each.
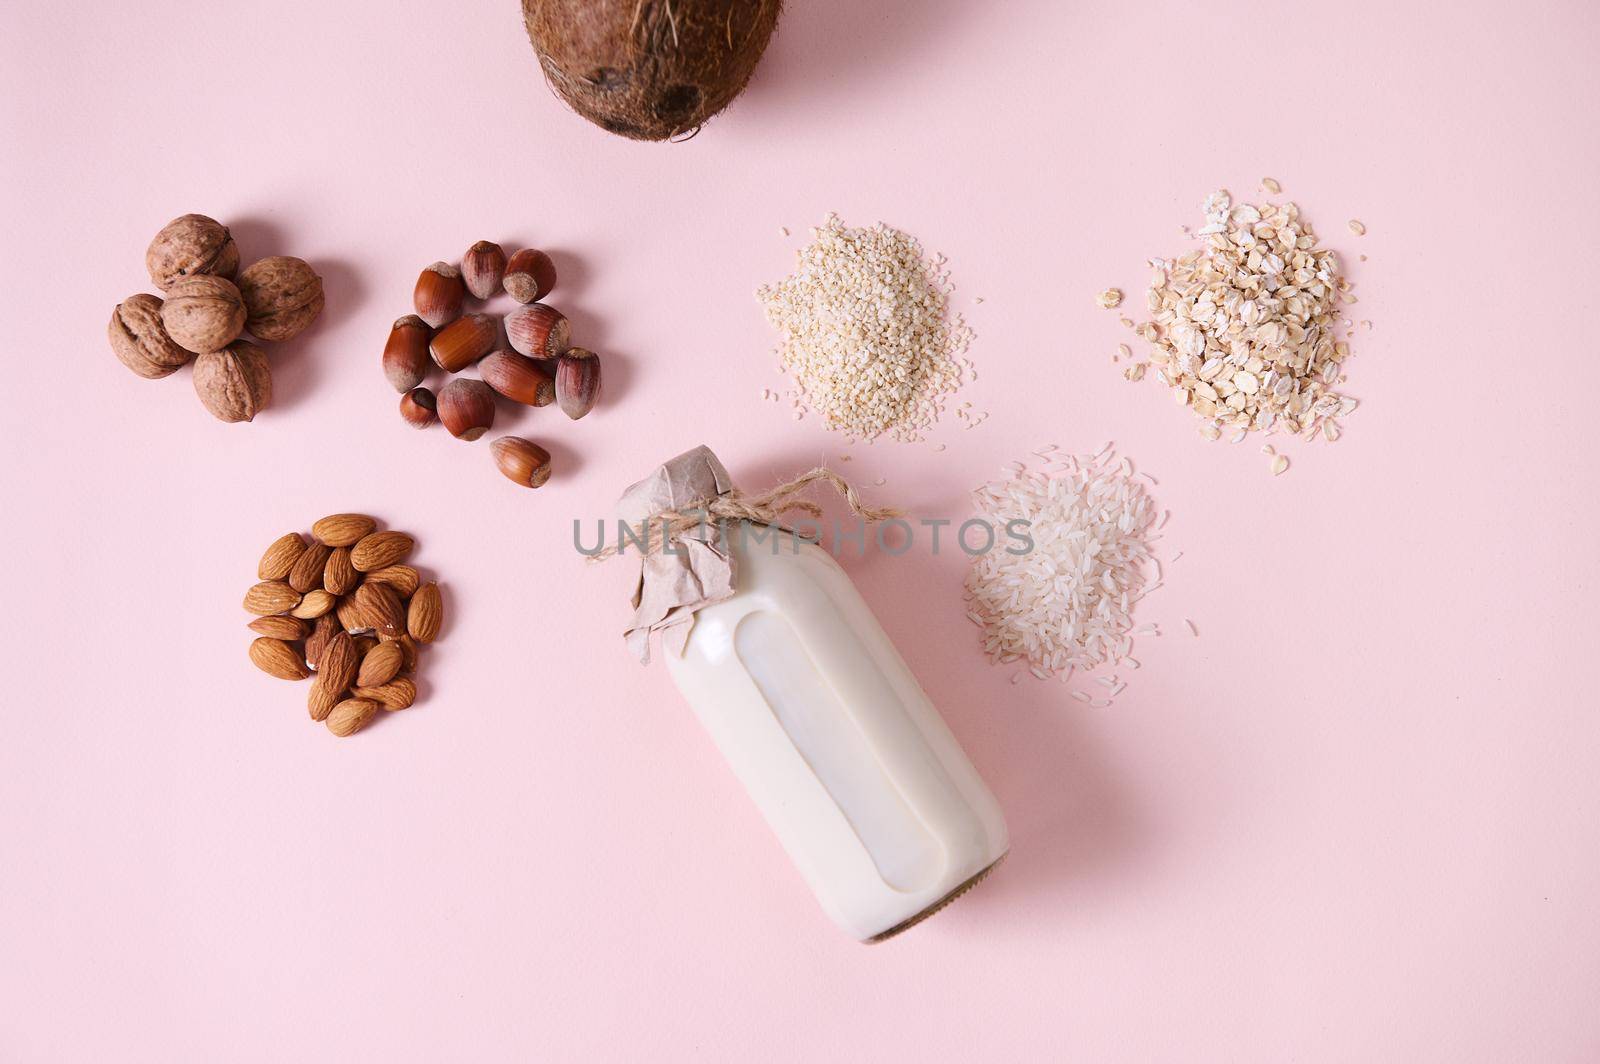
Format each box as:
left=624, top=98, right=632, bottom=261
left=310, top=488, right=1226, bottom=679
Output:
left=523, top=0, right=782, bottom=141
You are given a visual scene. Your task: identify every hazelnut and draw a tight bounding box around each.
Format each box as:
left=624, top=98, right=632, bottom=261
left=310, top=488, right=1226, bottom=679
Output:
left=400, top=387, right=438, bottom=429
left=479, top=350, right=555, bottom=406
left=237, top=256, right=324, bottom=341
left=555, top=349, right=601, bottom=420
left=414, top=262, right=465, bottom=328
left=161, top=275, right=246, bottom=353
left=505, top=303, right=570, bottom=359
left=503, top=249, right=556, bottom=303
left=491, top=437, right=553, bottom=489
left=430, top=312, right=499, bottom=372
left=145, top=213, right=239, bottom=290
left=193, top=340, right=272, bottom=423
left=384, top=314, right=432, bottom=392
left=437, top=378, right=496, bottom=441
left=462, top=240, right=508, bottom=300
left=108, top=293, right=192, bottom=379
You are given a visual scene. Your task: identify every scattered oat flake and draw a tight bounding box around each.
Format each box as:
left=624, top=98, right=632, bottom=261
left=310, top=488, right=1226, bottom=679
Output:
left=1185, top=619, right=1198, bottom=636
left=1270, top=454, right=1289, bottom=476
left=779, top=226, right=789, bottom=237
left=1096, top=288, right=1124, bottom=309
left=1262, top=177, right=1282, bottom=193
left=873, top=477, right=886, bottom=486
left=1348, top=219, right=1366, bottom=235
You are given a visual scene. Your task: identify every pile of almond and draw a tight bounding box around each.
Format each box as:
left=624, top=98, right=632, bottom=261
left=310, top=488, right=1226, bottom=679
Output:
left=383, top=240, right=603, bottom=490
left=243, top=514, right=443, bottom=737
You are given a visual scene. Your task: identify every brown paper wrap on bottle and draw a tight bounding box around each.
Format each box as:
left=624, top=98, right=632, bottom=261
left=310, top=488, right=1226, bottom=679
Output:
left=616, top=445, right=738, bottom=664
left=613, top=444, right=902, bottom=664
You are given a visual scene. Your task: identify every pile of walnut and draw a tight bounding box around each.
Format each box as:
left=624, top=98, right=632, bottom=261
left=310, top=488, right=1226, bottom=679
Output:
left=384, top=241, right=601, bottom=490
left=108, top=214, right=324, bottom=423
left=243, top=514, right=443, bottom=738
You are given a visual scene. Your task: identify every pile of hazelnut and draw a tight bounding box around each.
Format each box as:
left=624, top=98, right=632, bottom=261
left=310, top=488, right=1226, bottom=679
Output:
left=383, top=241, right=601, bottom=489
left=108, top=214, right=324, bottom=423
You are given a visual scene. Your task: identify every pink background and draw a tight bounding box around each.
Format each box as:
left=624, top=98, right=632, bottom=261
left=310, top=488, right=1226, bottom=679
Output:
left=4, top=0, right=1599, bottom=1060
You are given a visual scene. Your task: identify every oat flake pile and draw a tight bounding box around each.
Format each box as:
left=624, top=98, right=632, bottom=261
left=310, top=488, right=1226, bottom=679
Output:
left=757, top=214, right=972, bottom=442
left=1122, top=188, right=1362, bottom=453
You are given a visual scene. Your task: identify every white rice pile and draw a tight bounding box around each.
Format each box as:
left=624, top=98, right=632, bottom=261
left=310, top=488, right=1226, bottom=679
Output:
left=964, top=445, right=1161, bottom=680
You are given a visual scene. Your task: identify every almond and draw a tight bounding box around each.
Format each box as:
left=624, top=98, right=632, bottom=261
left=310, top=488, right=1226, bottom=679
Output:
left=356, top=641, right=404, bottom=687
left=395, top=634, right=420, bottom=673
left=309, top=631, right=358, bottom=720
left=258, top=533, right=307, bottom=581
left=290, top=588, right=336, bottom=619
left=249, top=637, right=310, bottom=680
left=323, top=547, right=359, bottom=596
left=312, top=513, right=376, bottom=547
left=363, top=565, right=420, bottom=598
left=354, top=581, right=405, bottom=639
left=326, top=698, right=379, bottom=737
left=288, top=540, right=333, bottom=593
left=304, top=612, right=339, bottom=669
left=243, top=580, right=300, bottom=615
left=336, top=596, right=372, bottom=635
left=407, top=582, right=443, bottom=643
left=353, top=634, right=380, bottom=658
left=350, top=531, right=414, bottom=572
left=248, top=615, right=308, bottom=640
left=353, top=676, right=417, bottom=711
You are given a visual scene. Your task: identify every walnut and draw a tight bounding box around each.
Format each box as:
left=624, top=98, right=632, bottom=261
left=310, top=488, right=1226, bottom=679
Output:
left=108, top=293, right=192, bottom=379
left=193, top=340, right=272, bottom=423
left=160, top=275, right=246, bottom=353
left=145, top=214, right=239, bottom=291
left=237, top=256, right=325, bottom=342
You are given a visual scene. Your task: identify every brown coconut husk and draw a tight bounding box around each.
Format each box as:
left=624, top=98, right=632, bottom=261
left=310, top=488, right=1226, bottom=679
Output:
left=523, top=0, right=783, bottom=141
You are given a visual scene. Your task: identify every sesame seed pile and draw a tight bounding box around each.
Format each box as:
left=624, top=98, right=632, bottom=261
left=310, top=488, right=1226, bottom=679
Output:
left=757, top=214, right=972, bottom=442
